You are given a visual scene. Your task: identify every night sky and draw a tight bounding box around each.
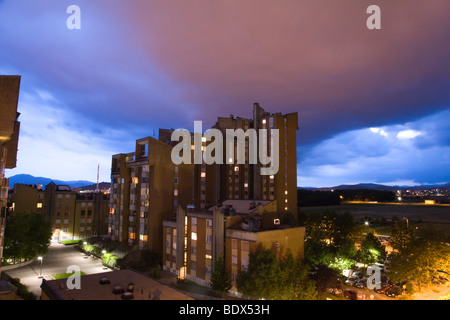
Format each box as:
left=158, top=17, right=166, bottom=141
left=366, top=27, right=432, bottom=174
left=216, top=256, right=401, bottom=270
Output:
left=1, top=1, right=449, bottom=187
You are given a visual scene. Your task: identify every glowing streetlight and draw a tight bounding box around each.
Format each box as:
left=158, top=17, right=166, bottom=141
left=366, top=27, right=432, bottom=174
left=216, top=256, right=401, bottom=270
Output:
left=37, top=256, right=43, bottom=278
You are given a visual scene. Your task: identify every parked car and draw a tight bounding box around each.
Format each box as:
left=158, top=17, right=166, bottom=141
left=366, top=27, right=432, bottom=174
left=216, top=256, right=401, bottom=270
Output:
left=326, top=287, right=343, bottom=296
left=433, top=270, right=450, bottom=284
left=345, top=276, right=359, bottom=286
left=385, top=285, right=403, bottom=298
left=352, top=271, right=365, bottom=279
left=344, top=289, right=357, bottom=300
left=374, top=283, right=392, bottom=294
left=344, top=289, right=366, bottom=300
left=354, top=278, right=368, bottom=289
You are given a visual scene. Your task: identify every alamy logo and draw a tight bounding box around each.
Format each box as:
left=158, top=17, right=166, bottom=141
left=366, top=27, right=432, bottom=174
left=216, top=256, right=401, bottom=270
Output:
left=366, top=266, right=381, bottom=290
left=66, top=265, right=81, bottom=290
left=66, top=5, right=81, bottom=30
left=170, top=121, right=279, bottom=175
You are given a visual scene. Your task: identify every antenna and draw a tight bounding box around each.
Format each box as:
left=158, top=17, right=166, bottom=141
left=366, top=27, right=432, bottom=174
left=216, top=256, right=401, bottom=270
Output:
left=96, top=164, right=100, bottom=192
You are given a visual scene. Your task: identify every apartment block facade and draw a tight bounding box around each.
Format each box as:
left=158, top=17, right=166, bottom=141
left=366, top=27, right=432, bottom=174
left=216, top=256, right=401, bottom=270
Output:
left=109, top=103, right=301, bottom=293
left=10, top=183, right=109, bottom=242
left=162, top=200, right=305, bottom=292
left=158, top=103, right=298, bottom=214
left=109, top=137, right=176, bottom=255
left=0, top=76, right=21, bottom=276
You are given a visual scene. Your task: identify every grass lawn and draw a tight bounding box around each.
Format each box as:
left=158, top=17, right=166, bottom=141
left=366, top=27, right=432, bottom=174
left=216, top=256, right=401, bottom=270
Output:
left=61, top=239, right=87, bottom=245
left=52, top=271, right=86, bottom=279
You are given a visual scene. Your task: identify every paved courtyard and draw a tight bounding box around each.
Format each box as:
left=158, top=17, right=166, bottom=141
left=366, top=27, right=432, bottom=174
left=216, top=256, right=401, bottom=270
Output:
left=4, top=243, right=111, bottom=298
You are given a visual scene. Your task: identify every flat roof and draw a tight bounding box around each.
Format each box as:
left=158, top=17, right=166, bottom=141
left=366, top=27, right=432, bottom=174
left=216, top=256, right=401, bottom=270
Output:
left=209, top=199, right=273, bottom=214
left=41, top=269, right=194, bottom=300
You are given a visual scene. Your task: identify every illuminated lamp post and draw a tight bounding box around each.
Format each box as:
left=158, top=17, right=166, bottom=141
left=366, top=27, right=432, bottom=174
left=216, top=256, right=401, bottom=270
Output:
left=37, top=256, right=43, bottom=278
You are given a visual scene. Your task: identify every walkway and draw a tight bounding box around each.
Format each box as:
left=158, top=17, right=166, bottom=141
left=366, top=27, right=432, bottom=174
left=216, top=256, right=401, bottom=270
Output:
left=4, top=243, right=110, bottom=298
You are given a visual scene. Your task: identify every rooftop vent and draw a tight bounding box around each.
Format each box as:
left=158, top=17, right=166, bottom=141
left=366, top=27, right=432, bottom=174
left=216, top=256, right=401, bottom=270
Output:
left=112, top=286, right=124, bottom=295
left=126, top=282, right=134, bottom=293
left=122, top=292, right=134, bottom=300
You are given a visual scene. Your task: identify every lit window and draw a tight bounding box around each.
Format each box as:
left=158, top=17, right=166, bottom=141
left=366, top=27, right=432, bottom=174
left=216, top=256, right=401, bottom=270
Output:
left=285, top=191, right=288, bottom=195
left=37, top=203, right=43, bottom=208
left=270, top=175, right=274, bottom=179
left=205, top=254, right=212, bottom=260
left=174, top=189, right=178, bottom=196
left=201, top=137, right=207, bottom=143
left=262, top=119, right=266, bottom=124
left=234, top=166, right=239, bottom=172
left=201, top=172, right=206, bottom=178
left=191, top=232, right=197, bottom=241
left=285, top=199, right=288, bottom=203
left=244, top=183, right=248, bottom=188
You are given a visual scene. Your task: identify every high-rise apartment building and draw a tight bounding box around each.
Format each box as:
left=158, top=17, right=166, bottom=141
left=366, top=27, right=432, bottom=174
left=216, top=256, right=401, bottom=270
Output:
left=109, top=137, right=176, bottom=254
left=252, top=103, right=298, bottom=214
left=0, top=76, right=21, bottom=276
left=10, top=182, right=109, bottom=242
left=109, top=103, right=300, bottom=291
left=159, top=103, right=299, bottom=215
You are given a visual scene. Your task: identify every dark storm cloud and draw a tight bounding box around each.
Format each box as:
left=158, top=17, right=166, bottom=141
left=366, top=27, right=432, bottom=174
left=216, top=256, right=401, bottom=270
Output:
left=1, top=0, right=449, bottom=185
left=112, top=0, right=450, bottom=145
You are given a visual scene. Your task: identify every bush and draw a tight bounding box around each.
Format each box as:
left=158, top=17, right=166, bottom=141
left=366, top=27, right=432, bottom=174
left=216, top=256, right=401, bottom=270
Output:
left=9, top=278, right=37, bottom=300
left=102, top=253, right=119, bottom=268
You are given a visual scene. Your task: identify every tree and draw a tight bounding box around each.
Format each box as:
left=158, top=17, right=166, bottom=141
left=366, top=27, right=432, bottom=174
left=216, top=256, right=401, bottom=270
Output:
left=210, top=255, right=231, bottom=293
left=3, top=212, right=52, bottom=262
left=389, top=224, right=450, bottom=291
left=310, top=264, right=341, bottom=297
left=237, top=249, right=317, bottom=300
left=390, top=224, right=414, bottom=253
left=357, top=232, right=386, bottom=266
left=302, top=210, right=357, bottom=273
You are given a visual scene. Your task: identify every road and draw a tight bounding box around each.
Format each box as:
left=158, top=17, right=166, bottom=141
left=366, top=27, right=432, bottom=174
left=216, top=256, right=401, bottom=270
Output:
left=4, top=243, right=111, bottom=298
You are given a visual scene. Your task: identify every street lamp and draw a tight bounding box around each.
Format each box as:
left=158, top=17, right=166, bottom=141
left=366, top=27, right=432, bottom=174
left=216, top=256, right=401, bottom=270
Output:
left=402, top=217, right=409, bottom=228
left=37, top=256, right=43, bottom=278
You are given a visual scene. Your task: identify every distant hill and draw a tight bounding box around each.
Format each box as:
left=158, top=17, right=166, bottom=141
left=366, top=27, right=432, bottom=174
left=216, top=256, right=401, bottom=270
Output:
left=303, top=182, right=450, bottom=192
left=74, top=182, right=111, bottom=192
left=8, top=174, right=99, bottom=189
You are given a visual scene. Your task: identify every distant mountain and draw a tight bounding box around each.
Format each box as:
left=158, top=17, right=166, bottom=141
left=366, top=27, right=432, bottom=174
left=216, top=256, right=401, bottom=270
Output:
left=302, top=182, right=450, bottom=192
left=8, top=174, right=97, bottom=189
left=74, top=182, right=111, bottom=192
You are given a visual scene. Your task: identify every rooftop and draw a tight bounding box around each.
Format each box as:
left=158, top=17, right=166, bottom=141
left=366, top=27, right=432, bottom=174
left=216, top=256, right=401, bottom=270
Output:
left=208, top=199, right=274, bottom=215
left=40, top=269, right=194, bottom=300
